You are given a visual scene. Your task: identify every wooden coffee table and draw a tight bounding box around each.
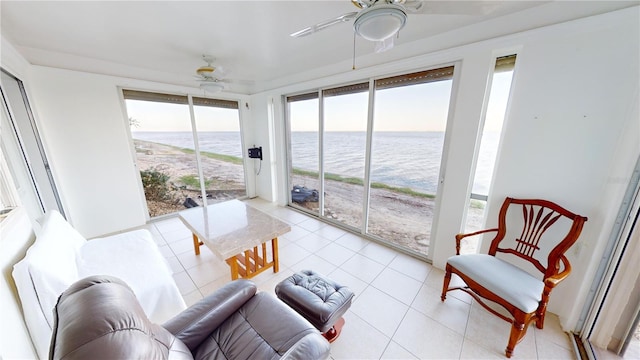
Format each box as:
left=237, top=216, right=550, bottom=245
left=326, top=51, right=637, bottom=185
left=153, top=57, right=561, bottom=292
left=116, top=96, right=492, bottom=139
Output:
left=178, top=200, right=291, bottom=280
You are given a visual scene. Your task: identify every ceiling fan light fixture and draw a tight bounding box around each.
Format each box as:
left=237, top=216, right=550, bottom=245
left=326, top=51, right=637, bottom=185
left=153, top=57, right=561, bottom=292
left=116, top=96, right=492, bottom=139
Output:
left=196, top=66, right=215, bottom=76
left=199, top=82, right=224, bottom=93
left=353, top=4, right=407, bottom=41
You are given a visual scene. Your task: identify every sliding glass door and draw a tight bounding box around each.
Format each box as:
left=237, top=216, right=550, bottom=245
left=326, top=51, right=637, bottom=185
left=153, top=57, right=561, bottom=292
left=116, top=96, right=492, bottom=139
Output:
left=288, top=94, right=320, bottom=216
left=124, top=90, right=245, bottom=218
left=322, top=84, right=369, bottom=230
left=193, top=97, right=246, bottom=202
left=367, top=68, right=453, bottom=254
left=286, top=66, right=454, bottom=256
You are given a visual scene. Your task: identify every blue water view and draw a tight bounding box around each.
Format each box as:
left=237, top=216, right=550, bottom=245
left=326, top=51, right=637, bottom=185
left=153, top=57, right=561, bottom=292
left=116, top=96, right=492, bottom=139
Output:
left=132, top=131, right=497, bottom=195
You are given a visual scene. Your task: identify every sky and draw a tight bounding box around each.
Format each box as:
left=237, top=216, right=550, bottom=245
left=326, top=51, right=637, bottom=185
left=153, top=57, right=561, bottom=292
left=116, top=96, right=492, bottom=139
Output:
left=126, top=100, right=240, bottom=132
left=126, top=70, right=513, bottom=133
left=290, top=71, right=513, bottom=133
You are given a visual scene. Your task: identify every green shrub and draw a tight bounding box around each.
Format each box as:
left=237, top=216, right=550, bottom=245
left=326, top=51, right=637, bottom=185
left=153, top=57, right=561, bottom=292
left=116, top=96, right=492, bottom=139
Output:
left=470, top=199, right=486, bottom=209
left=140, top=169, right=171, bottom=201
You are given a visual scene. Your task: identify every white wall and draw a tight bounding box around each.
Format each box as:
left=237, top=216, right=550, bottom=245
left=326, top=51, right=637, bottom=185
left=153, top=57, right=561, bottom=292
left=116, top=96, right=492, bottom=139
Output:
left=250, top=7, right=640, bottom=330
left=245, top=95, right=277, bottom=201
left=480, top=8, right=639, bottom=328
left=27, top=67, right=148, bottom=237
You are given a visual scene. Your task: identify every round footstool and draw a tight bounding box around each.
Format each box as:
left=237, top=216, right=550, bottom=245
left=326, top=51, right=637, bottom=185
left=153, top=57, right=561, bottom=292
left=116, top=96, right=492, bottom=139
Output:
left=275, top=270, right=354, bottom=343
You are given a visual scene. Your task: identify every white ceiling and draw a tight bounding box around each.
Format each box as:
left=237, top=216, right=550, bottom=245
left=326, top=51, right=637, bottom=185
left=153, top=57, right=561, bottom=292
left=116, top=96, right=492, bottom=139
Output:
left=1, top=1, right=637, bottom=94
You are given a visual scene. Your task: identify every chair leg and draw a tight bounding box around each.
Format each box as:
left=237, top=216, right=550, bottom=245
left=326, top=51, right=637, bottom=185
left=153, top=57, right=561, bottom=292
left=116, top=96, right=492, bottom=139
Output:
left=536, top=292, right=550, bottom=329
left=441, top=264, right=452, bottom=301
left=536, top=308, right=546, bottom=329
left=506, top=321, right=525, bottom=358
left=506, top=311, right=534, bottom=358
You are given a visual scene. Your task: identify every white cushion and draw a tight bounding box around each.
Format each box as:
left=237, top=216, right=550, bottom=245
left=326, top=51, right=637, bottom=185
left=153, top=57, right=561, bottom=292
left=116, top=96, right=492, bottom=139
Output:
left=78, top=229, right=186, bottom=323
left=447, top=254, right=544, bottom=313
left=12, top=210, right=86, bottom=359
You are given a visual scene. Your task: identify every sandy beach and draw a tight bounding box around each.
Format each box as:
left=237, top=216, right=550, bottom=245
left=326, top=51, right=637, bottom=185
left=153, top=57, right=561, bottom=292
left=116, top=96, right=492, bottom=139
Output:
left=133, top=139, right=484, bottom=254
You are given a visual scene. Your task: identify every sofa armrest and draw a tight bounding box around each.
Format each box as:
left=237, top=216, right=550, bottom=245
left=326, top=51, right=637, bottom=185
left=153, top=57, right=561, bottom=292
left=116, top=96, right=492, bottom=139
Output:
left=163, top=279, right=257, bottom=351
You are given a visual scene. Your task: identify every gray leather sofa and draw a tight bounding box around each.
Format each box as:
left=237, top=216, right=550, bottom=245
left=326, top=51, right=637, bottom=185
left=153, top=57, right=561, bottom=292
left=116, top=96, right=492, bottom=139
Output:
left=49, top=275, right=330, bottom=360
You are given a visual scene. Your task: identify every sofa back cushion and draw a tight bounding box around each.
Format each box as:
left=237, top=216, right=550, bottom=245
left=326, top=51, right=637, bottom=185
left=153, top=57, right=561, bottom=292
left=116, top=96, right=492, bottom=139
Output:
left=12, top=210, right=86, bottom=359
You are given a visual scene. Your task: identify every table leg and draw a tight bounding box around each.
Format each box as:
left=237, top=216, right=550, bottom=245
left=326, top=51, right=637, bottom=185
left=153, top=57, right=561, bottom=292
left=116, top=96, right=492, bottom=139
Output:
left=192, top=233, right=201, bottom=255
left=244, top=249, right=252, bottom=277
left=225, top=238, right=280, bottom=280
left=272, top=237, right=279, bottom=273
left=229, top=257, right=239, bottom=280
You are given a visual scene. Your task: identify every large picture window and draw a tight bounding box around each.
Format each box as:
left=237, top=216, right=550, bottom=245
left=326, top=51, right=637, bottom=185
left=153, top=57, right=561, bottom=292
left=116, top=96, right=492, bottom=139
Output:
left=123, top=90, right=246, bottom=218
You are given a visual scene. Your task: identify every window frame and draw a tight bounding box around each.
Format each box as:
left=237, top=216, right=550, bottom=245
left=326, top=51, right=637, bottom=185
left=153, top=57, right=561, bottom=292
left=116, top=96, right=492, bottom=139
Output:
left=121, top=88, right=248, bottom=219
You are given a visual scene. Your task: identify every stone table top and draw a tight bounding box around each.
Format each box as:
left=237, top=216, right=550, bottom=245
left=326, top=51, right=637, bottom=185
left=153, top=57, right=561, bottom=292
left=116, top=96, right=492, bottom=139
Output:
left=178, top=200, right=290, bottom=259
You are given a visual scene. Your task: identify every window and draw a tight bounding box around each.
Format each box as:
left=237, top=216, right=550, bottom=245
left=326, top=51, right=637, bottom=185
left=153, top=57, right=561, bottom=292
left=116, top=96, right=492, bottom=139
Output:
left=1, top=69, right=63, bottom=220
left=0, top=144, right=22, bottom=219
left=461, top=54, right=517, bottom=254
left=286, top=66, right=454, bottom=257
left=123, top=90, right=246, bottom=218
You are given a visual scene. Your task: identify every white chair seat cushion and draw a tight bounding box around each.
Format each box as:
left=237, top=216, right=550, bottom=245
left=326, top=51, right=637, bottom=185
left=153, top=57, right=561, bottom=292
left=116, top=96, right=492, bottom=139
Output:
left=447, top=254, right=544, bottom=313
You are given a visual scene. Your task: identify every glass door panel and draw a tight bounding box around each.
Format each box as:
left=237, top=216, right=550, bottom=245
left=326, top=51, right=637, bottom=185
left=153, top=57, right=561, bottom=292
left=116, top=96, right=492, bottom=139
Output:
left=322, top=87, right=368, bottom=229
left=193, top=102, right=246, bottom=205
left=367, top=79, right=453, bottom=255
left=288, top=96, right=320, bottom=215
left=126, top=99, right=198, bottom=217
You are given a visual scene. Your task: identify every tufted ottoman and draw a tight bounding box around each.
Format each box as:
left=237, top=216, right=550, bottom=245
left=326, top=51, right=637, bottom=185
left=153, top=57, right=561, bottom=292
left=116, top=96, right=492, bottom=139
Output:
left=275, top=270, right=354, bottom=343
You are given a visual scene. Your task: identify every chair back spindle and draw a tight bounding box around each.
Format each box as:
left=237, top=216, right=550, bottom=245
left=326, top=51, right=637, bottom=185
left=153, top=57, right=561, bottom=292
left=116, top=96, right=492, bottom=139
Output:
left=489, top=198, right=587, bottom=275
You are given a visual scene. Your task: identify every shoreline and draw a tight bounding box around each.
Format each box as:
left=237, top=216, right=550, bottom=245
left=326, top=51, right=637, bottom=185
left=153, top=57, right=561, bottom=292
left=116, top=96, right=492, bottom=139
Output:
left=133, top=139, right=484, bottom=253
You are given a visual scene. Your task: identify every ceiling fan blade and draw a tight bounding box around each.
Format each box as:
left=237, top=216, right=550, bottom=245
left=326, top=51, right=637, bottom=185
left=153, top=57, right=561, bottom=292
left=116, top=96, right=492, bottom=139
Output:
left=419, top=1, right=502, bottom=15
left=402, top=0, right=425, bottom=13
left=290, top=12, right=358, bottom=37
left=215, top=65, right=230, bottom=79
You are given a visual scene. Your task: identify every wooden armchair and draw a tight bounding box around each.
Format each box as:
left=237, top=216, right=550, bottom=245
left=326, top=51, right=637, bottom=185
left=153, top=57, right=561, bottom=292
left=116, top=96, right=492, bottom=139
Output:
left=441, top=197, right=587, bottom=358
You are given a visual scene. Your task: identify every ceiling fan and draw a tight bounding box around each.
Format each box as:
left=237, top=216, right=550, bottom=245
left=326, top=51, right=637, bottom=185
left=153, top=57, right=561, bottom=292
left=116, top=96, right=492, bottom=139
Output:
left=194, top=55, right=227, bottom=93
left=290, top=0, right=496, bottom=52
left=290, top=0, right=424, bottom=51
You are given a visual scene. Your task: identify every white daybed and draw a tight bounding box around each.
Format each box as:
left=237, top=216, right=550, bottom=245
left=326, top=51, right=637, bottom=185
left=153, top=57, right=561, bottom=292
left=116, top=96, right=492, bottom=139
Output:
left=12, top=210, right=186, bottom=359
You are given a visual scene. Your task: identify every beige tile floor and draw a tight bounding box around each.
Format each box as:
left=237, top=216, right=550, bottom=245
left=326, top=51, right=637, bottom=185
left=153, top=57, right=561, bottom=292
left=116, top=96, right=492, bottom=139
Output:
left=146, top=198, right=576, bottom=360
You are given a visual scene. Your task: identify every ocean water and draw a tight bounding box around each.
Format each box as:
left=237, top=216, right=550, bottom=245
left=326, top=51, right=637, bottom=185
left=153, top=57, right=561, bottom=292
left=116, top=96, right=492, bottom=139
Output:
left=133, top=131, right=497, bottom=195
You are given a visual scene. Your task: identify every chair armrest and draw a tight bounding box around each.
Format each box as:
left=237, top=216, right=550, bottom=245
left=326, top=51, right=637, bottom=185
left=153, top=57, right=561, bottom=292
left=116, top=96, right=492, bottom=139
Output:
left=163, top=279, right=257, bottom=352
left=545, top=255, right=572, bottom=288
left=280, top=333, right=331, bottom=360
left=454, top=228, right=498, bottom=255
